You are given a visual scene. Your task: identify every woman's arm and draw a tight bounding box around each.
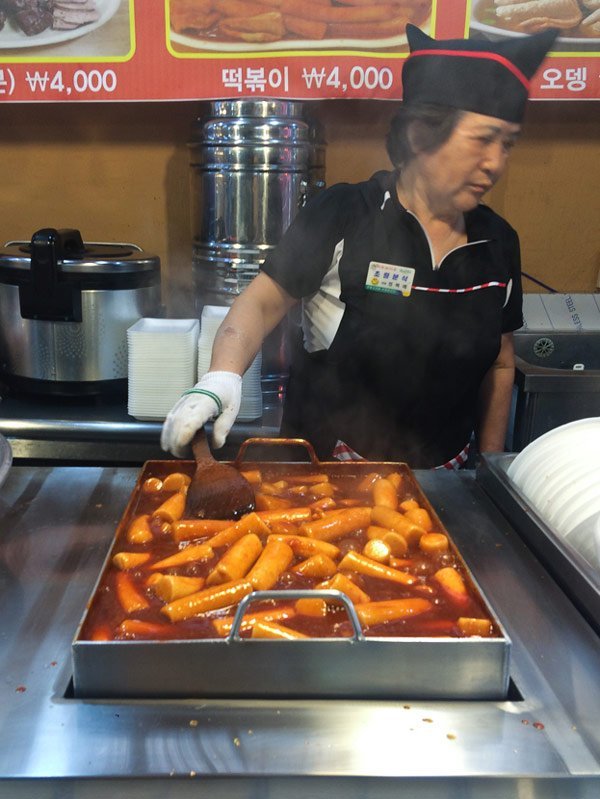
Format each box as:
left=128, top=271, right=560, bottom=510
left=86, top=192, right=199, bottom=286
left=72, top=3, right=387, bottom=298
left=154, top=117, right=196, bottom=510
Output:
left=476, top=332, right=515, bottom=453
left=160, top=273, right=299, bottom=456
left=209, top=272, right=298, bottom=374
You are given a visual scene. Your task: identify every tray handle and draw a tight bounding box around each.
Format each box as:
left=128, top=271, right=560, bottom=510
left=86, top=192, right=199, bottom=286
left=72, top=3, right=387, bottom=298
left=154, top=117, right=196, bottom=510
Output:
left=227, top=589, right=365, bottom=642
left=233, top=437, right=321, bottom=467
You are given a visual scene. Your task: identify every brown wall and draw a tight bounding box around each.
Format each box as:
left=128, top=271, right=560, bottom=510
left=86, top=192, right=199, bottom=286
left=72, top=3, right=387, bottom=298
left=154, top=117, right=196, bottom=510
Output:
left=0, top=99, right=598, bottom=316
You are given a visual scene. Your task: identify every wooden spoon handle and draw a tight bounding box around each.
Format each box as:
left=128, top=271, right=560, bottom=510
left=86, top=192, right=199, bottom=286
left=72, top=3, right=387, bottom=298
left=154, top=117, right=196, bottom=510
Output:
left=191, top=429, right=214, bottom=464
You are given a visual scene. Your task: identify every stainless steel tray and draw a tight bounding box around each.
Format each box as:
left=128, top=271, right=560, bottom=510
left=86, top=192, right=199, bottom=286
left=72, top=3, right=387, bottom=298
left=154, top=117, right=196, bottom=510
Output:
left=72, top=440, right=511, bottom=700
left=477, top=452, right=600, bottom=633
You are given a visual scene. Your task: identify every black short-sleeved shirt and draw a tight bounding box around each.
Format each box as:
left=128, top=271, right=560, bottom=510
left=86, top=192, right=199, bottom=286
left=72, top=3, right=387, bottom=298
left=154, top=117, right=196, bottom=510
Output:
left=261, top=170, right=523, bottom=467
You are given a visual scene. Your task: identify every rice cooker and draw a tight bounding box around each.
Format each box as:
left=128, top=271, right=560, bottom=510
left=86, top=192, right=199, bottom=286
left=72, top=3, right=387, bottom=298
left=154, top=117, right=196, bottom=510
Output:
left=0, top=228, right=161, bottom=396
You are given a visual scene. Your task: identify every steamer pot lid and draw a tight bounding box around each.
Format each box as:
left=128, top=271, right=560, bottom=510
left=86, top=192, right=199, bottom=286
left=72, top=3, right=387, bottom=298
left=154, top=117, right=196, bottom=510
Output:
left=209, top=99, right=307, bottom=118
left=0, top=228, right=160, bottom=277
left=190, top=100, right=325, bottom=146
left=191, top=117, right=313, bottom=146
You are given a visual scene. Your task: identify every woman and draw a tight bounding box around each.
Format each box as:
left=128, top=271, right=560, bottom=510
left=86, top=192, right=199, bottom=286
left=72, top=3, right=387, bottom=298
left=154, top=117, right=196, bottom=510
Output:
left=161, top=24, right=557, bottom=468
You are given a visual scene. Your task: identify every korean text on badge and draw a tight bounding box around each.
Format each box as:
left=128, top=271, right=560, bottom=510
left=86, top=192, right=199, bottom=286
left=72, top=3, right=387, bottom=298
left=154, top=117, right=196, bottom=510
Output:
left=365, top=261, right=415, bottom=297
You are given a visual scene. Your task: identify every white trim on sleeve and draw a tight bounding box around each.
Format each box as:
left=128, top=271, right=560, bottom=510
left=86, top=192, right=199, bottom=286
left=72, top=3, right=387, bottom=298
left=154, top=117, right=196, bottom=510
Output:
left=301, top=238, right=346, bottom=353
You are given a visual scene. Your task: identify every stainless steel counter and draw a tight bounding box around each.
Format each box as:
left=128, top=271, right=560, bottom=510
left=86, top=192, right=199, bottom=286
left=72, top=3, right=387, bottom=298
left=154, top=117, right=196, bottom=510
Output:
left=1, top=466, right=600, bottom=798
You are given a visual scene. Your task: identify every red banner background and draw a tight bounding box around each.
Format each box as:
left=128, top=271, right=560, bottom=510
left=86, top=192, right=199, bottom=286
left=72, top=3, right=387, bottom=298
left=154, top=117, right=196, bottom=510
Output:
left=0, top=0, right=597, bottom=102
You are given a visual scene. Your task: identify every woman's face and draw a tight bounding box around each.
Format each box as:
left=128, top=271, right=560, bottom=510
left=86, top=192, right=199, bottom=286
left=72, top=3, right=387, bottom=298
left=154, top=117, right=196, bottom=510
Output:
left=412, top=111, right=521, bottom=215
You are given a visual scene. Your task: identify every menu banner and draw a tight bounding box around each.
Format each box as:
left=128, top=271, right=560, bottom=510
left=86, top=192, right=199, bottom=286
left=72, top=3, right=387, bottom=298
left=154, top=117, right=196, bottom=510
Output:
left=0, top=0, right=597, bottom=102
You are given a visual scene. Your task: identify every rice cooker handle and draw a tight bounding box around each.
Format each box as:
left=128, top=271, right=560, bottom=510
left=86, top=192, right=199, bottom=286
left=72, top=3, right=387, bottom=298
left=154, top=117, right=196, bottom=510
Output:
left=30, top=228, right=84, bottom=296
left=20, top=228, right=85, bottom=322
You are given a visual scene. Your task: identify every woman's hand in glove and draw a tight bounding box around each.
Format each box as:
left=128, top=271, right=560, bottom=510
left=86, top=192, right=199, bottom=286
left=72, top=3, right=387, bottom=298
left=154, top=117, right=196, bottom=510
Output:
left=160, top=371, right=242, bottom=458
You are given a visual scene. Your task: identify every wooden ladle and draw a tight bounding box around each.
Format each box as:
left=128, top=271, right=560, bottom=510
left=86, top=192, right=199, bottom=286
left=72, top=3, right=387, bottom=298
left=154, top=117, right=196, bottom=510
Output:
left=184, top=429, right=255, bottom=520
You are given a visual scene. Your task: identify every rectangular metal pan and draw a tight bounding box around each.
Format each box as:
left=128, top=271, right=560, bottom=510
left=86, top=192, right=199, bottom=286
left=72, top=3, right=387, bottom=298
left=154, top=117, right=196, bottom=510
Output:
left=477, top=452, right=600, bottom=635
left=72, top=438, right=511, bottom=700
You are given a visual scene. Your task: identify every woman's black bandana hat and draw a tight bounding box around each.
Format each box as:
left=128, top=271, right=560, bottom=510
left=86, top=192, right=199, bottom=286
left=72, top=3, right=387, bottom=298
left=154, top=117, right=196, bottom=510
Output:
left=402, top=24, right=558, bottom=123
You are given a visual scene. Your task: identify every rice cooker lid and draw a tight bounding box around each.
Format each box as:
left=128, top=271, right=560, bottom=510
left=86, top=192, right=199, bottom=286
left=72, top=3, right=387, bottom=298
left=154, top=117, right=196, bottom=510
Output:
left=0, top=228, right=161, bottom=288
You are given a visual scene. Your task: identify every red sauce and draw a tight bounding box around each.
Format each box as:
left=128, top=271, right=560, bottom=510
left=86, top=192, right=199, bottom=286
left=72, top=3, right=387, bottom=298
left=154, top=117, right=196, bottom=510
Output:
left=79, top=466, right=499, bottom=642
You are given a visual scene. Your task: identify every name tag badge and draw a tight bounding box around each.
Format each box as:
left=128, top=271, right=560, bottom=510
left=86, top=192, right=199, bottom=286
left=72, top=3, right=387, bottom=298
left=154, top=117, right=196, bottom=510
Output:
left=365, top=261, right=415, bottom=297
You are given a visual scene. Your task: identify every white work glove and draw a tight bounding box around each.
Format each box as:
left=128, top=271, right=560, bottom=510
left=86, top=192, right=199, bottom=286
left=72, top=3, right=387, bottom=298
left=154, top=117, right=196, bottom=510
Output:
left=160, top=371, right=242, bottom=458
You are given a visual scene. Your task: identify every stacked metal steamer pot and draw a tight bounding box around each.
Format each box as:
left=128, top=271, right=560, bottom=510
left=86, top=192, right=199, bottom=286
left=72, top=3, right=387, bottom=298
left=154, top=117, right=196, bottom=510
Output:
left=189, top=100, right=326, bottom=385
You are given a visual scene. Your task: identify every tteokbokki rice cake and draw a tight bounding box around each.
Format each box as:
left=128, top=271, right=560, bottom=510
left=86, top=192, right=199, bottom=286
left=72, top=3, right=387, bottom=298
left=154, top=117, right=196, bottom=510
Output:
left=80, top=463, right=499, bottom=642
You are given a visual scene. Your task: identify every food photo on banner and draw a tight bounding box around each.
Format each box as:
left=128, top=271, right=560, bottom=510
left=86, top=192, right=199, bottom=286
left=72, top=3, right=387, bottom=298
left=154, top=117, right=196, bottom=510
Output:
left=0, top=0, right=133, bottom=60
left=167, top=0, right=433, bottom=53
left=467, top=0, right=599, bottom=100
left=468, top=0, right=600, bottom=50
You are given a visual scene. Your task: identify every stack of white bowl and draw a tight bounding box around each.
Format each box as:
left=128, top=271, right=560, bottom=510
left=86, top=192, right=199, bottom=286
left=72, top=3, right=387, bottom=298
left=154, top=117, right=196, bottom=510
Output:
left=197, top=305, right=262, bottom=422
left=507, top=418, right=600, bottom=570
left=127, top=318, right=199, bottom=421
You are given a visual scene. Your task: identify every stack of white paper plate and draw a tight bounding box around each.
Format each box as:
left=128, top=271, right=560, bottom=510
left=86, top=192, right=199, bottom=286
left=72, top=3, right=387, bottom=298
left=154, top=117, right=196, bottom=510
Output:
left=507, top=418, right=600, bottom=570
left=127, top=318, right=199, bottom=421
left=197, top=306, right=262, bottom=422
